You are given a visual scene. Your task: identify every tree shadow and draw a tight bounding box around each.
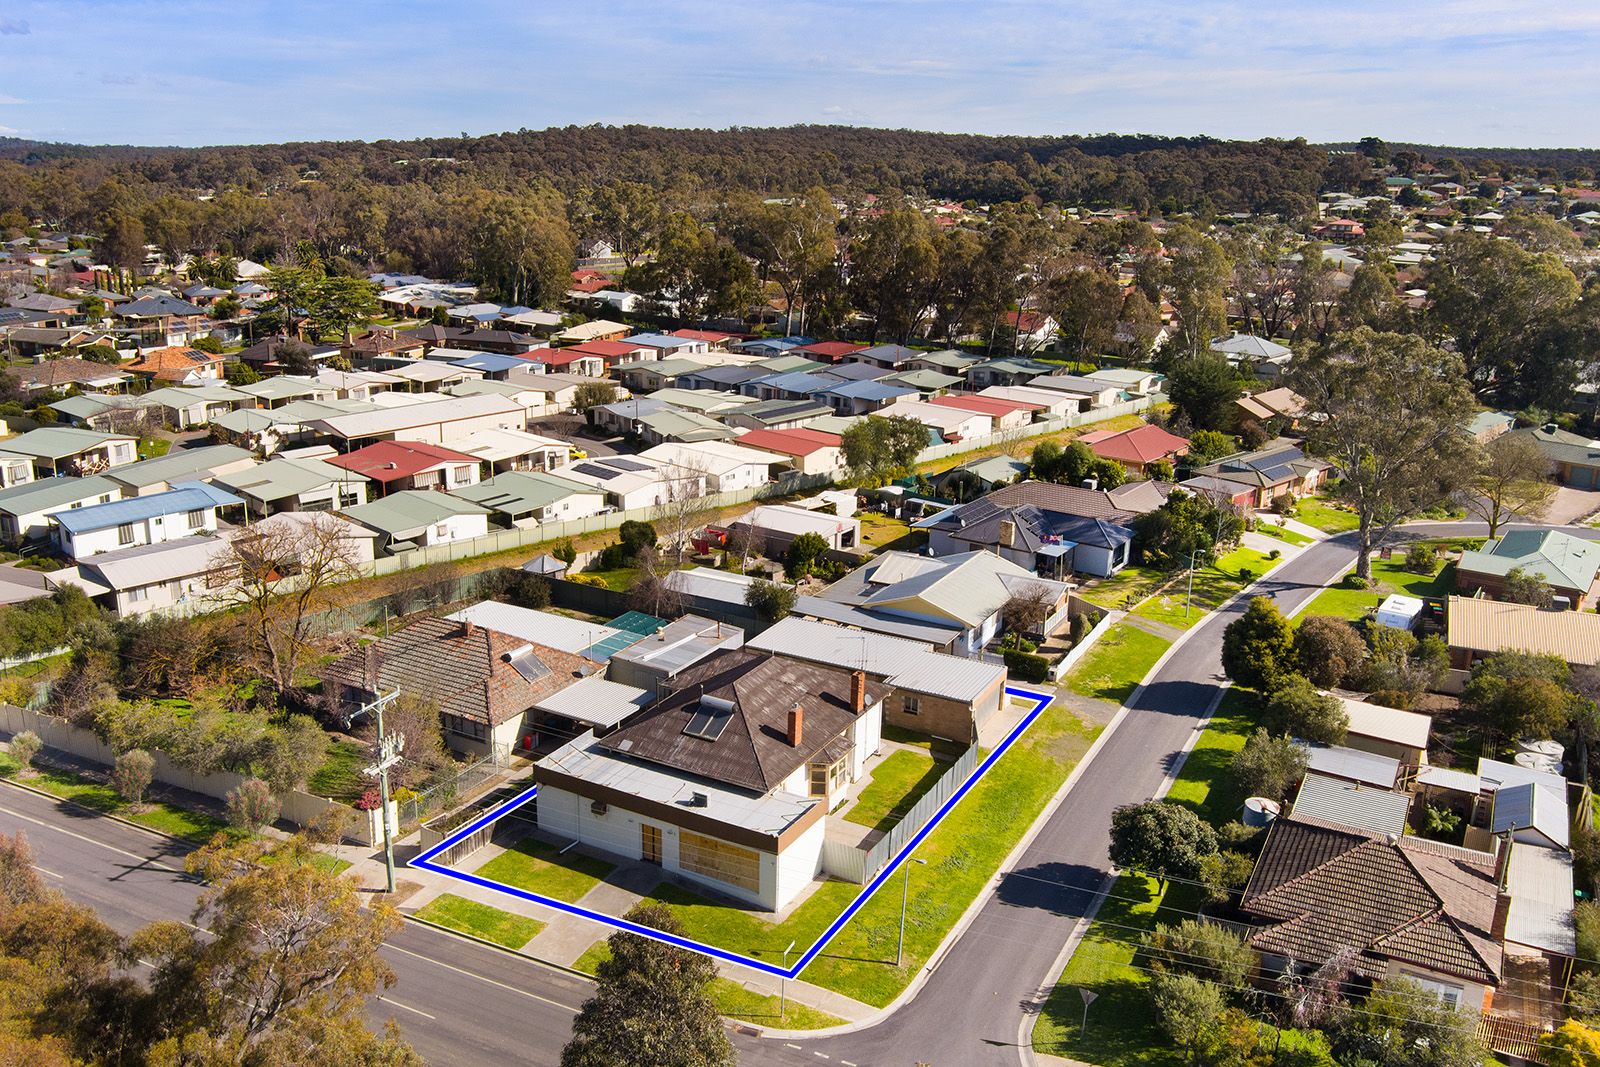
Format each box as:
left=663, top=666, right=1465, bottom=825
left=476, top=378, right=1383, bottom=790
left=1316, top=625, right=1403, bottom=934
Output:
left=993, top=861, right=1108, bottom=917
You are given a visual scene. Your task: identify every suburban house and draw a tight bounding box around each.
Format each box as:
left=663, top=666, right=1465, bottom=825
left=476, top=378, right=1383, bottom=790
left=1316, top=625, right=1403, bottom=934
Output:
left=602, top=615, right=747, bottom=693
left=236, top=376, right=338, bottom=408
left=532, top=648, right=889, bottom=910
left=63, top=535, right=231, bottom=617
left=920, top=480, right=1167, bottom=578
left=817, top=379, right=917, bottom=415
left=933, top=455, right=1031, bottom=497
left=810, top=550, right=1072, bottom=654
left=874, top=400, right=988, bottom=444
left=844, top=343, right=920, bottom=372
left=1466, top=411, right=1519, bottom=443
left=142, top=384, right=257, bottom=429
left=723, top=503, right=860, bottom=554
left=1025, top=374, right=1123, bottom=409
left=1445, top=595, right=1600, bottom=669
left=748, top=616, right=1007, bottom=743
left=557, top=455, right=708, bottom=511
left=1240, top=816, right=1502, bottom=1011
left=977, top=385, right=1080, bottom=419
left=450, top=471, right=606, bottom=528
left=733, top=428, right=843, bottom=477
left=638, top=440, right=779, bottom=493
left=928, top=393, right=1040, bottom=433
left=49, top=481, right=239, bottom=561
left=212, top=456, right=369, bottom=515
left=13, top=357, right=129, bottom=395
left=326, top=440, right=483, bottom=496
left=2, top=427, right=138, bottom=476
left=1455, top=529, right=1600, bottom=610
left=1212, top=333, right=1293, bottom=378
left=1192, top=444, right=1330, bottom=507
left=322, top=614, right=598, bottom=755
left=112, top=295, right=208, bottom=346
left=125, top=345, right=226, bottom=385
left=1078, top=423, right=1189, bottom=474
left=554, top=319, right=631, bottom=345
left=339, top=490, right=491, bottom=552
left=1517, top=424, right=1600, bottom=489
left=452, top=428, right=568, bottom=474
left=304, top=394, right=527, bottom=448
left=1000, top=310, right=1060, bottom=351
left=1236, top=387, right=1308, bottom=428
left=0, top=475, right=121, bottom=542
left=1085, top=367, right=1165, bottom=396
left=104, top=444, right=258, bottom=497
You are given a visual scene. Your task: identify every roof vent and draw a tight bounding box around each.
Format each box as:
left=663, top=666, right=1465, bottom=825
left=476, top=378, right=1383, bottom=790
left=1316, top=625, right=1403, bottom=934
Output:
left=688, top=791, right=708, bottom=808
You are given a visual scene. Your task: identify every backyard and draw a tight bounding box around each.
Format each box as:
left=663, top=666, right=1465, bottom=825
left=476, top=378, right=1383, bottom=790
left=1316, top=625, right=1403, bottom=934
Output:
left=1064, top=624, right=1172, bottom=704
left=842, top=748, right=944, bottom=834
left=857, top=511, right=917, bottom=550
left=1297, top=545, right=1468, bottom=621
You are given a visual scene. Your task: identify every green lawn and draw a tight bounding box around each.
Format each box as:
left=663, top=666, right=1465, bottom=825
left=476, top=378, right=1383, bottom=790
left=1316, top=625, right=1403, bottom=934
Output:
left=1064, top=624, right=1172, bottom=703
left=858, top=512, right=915, bottom=550
left=1292, top=496, right=1361, bottom=533
left=574, top=943, right=844, bottom=1030
left=580, top=566, right=639, bottom=591
left=4, top=763, right=236, bottom=841
left=307, top=738, right=368, bottom=802
left=1255, top=522, right=1313, bottom=546
left=472, top=838, right=617, bottom=903
left=1298, top=553, right=1457, bottom=622
left=138, top=436, right=172, bottom=459
left=842, top=749, right=942, bottom=833
left=1079, top=564, right=1171, bottom=611
left=1033, top=688, right=1266, bottom=1065
left=1132, top=547, right=1277, bottom=630
left=624, top=694, right=1101, bottom=1007
left=415, top=893, right=545, bottom=949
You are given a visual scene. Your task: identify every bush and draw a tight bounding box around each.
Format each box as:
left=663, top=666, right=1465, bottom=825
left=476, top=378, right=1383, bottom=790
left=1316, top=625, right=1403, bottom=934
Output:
left=744, top=579, right=796, bottom=623
left=1231, top=728, right=1308, bottom=801
left=1293, top=615, right=1369, bottom=689
left=552, top=538, right=578, bottom=565
left=1263, top=674, right=1349, bottom=744
left=1069, top=611, right=1096, bottom=643
left=1405, top=542, right=1437, bottom=573
left=568, top=574, right=609, bottom=588
left=1198, top=850, right=1255, bottom=906
left=8, top=730, right=40, bottom=771
left=226, top=777, right=280, bottom=832
left=1221, top=597, right=1295, bottom=690
left=1145, top=918, right=1256, bottom=986
left=1340, top=572, right=1370, bottom=590
left=785, top=531, right=830, bottom=580
left=111, top=748, right=155, bottom=807
left=1003, top=648, right=1050, bottom=683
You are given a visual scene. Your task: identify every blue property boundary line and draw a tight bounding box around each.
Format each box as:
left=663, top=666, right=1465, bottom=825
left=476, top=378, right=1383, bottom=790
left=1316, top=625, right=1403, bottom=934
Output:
left=410, top=684, right=1055, bottom=979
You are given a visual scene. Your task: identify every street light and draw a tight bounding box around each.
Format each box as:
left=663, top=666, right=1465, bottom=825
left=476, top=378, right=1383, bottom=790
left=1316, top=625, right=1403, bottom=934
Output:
left=897, top=857, right=928, bottom=967
left=1184, top=549, right=1207, bottom=618
left=360, top=688, right=404, bottom=893
left=780, top=939, right=797, bottom=1020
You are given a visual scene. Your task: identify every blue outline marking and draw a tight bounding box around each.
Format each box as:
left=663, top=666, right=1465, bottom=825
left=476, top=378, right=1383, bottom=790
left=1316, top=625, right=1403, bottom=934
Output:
left=410, top=684, right=1054, bottom=978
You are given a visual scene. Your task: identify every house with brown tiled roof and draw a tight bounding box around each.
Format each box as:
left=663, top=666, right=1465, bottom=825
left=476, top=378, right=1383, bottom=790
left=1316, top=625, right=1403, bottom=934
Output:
left=1241, top=816, right=1504, bottom=1011
left=532, top=647, right=890, bottom=910
left=125, top=345, right=224, bottom=385
left=321, top=614, right=598, bottom=755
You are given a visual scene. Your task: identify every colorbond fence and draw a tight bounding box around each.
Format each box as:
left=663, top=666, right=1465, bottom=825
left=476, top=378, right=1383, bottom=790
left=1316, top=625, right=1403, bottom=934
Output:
left=821, top=741, right=979, bottom=884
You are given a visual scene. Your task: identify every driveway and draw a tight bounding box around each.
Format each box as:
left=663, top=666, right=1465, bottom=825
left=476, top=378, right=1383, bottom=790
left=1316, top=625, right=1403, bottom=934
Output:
left=1537, top=486, right=1600, bottom=526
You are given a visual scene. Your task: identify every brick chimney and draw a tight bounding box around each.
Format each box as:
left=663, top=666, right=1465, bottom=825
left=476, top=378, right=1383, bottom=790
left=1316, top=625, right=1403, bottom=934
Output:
left=462, top=618, right=476, bottom=639
left=998, top=519, right=1015, bottom=548
left=851, top=669, right=867, bottom=713
left=787, top=704, right=804, bottom=747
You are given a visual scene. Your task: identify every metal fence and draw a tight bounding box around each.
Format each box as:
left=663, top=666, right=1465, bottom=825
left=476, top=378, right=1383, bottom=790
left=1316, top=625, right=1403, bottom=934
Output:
left=396, top=743, right=515, bottom=831
left=822, top=742, right=979, bottom=884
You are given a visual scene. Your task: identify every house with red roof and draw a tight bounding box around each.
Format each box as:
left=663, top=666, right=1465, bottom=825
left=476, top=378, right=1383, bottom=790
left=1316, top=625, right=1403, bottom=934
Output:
left=563, top=339, right=654, bottom=370
left=530, top=347, right=608, bottom=377
left=928, top=393, right=1038, bottom=432
left=734, top=427, right=844, bottom=477
left=567, top=269, right=611, bottom=296
left=791, top=340, right=867, bottom=363
left=326, top=440, right=483, bottom=496
left=125, top=345, right=225, bottom=385
left=1078, top=423, right=1189, bottom=474
left=670, top=328, right=741, bottom=348
left=1000, top=310, right=1060, bottom=352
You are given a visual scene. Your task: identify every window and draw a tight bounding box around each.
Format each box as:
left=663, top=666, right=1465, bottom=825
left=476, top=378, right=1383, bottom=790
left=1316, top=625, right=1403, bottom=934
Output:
left=434, top=523, right=451, bottom=540
left=1403, top=973, right=1463, bottom=1009
left=679, top=831, right=760, bottom=893
left=809, top=756, right=848, bottom=797
left=440, top=713, right=486, bottom=741
left=902, top=695, right=920, bottom=716
left=186, top=509, right=205, bottom=529
left=127, top=586, right=149, bottom=603
left=117, top=523, right=135, bottom=545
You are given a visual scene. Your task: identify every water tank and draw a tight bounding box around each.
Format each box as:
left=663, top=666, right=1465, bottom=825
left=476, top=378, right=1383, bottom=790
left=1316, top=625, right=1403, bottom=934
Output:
left=1243, top=797, right=1281, bottom=828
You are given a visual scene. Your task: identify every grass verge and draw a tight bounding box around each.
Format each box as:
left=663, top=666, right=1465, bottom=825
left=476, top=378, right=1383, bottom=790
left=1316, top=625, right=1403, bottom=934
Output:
left=1298, top=553, right=1456, bottom=621
left=842, top=749, right=942, bottom=833
left=1064, top=624, right=1172, bottom=704
left=415, top=893, right=545, bottom=949
left=574, top=942, right=844, bottom=1029
left=1132, top=547, right=1277, bottom=631
left=472, top=837, right=617, bottom=904
left=0, top=761, right=237, bottom=841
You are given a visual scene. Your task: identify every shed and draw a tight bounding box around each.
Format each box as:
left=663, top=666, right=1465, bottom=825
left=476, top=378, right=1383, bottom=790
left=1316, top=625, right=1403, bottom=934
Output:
left=1290, top=772, right=1411, bottom=838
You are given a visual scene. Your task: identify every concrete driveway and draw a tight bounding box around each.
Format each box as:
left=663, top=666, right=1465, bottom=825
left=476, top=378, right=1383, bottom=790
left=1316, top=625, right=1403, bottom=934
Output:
left=1538, top=486, right=1600, bottom=526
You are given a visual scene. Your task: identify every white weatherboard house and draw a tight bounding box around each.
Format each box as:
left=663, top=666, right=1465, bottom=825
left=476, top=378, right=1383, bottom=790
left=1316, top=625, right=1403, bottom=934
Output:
left=0, top=475, right=123, bottom=542
left=49, top=481, right=241, bottom=561
left=533, top=648, right=888, bottom=911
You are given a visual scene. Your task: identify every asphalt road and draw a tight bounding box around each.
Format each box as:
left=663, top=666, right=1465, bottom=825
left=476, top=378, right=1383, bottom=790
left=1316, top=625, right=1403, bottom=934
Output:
left=10, top=520, right=1595, bottom=1066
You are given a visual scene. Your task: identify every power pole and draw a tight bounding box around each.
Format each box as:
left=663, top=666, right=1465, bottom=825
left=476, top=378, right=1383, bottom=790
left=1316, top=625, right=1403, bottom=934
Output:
left=361, top=688, right=404, bottom=893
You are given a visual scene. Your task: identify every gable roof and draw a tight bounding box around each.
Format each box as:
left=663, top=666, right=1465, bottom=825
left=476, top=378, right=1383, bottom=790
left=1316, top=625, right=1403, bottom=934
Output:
left=734, top=427, right=840, bottom=457
left=594, top=647, right=888, bottom=793
left=2, top=426, right=134, bottom=460
left=855, top=550, right=1069, bottom=629
left=114, top=295, right=204, bottom=318
left=450, top=470, right=602, bottom=517
left=51, top=481, right=240, bottom=534
left=1445, top=595, right=1600, bottom=667
left=338, top=490, right=489, bottom=537
left=1242, top=816, right=1501, bottom=985
left=1079, top=423, right=1190, bottom=465
left=326, top=440, right=478, bottom=483
left=1458, top=528, right=1600, bottom=592
left=1519, top=425, right=1600, bottom=469
left=322, top=615, right=595, bottom=726
left=13, top=358, right=128, bottom=390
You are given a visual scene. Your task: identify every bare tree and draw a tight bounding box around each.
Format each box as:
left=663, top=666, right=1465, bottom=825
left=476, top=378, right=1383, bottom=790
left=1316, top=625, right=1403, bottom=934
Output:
left=1461, top=432, right=1557, bottom=538
left=1002, top=584, right=1057, bottom=636
left=723, top=523, right=761, bottom=575
left=655, top=462, right=715, bottom=565
left=627, top=545, right=685, bottom=618
left=213, top=512, right=362, bottom=703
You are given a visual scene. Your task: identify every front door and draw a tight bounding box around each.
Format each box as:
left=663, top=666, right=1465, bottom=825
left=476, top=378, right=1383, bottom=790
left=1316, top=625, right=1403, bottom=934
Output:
left=641, top=824, right=662, bottom=865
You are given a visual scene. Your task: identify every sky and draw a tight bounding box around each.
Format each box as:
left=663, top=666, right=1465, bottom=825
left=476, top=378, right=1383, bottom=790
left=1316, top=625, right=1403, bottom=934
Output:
left=1, top=0, right=1597, bottom=149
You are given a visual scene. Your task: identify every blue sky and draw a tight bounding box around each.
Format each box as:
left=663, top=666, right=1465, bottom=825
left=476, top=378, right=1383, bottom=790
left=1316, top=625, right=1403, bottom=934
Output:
left=1, top=1, right=1597, bottom=148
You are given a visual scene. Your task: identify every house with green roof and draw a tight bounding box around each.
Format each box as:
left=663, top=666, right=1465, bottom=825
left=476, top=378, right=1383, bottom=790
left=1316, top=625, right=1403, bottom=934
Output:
left=1, top=426, right=138, bottom=476
left=1518, top=424, right=1600, bottom=489
left=338, top=490, right=491, bottom=553
left=1456, top=528, right=1600, bottom=610
left=0, top=474, right=121, bottom=541
left=449, top=470, right=605, bottom=528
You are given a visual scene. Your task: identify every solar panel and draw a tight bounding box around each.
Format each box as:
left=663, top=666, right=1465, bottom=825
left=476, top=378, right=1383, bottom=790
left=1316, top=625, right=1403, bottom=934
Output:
left=683, top=695, right=735, bottom=741
left=608, top=457, right=650, bottom=472
left=508, top=651, right=550, bottom=684
left=572, top=463, right=616, bottom=479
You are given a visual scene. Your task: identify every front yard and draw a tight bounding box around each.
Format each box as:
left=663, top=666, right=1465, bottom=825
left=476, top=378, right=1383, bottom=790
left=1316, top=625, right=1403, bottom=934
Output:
left=1079, top=563, right=1171, bottom=611
left=1291, top=496, right=1361, bottom=534
left=1131, top=547, right=1278, bottom=631
left=1298, top=548, right=1463, bottom=621
left=1064, top=624, right=1172, bottom=704
left=842, top=748, right=943, bottom=834
left=471, top=837, right=617, bottom=903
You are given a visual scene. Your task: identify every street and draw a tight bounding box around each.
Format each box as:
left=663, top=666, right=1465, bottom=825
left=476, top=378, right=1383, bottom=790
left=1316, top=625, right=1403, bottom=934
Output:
left=8, top=521, right=1595, bottom=1066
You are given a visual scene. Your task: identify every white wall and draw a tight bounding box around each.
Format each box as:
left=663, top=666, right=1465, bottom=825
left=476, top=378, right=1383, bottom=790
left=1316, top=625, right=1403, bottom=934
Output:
left=418, top=512, right=491, bottom=547
left=61, top=506, right=220, bottom=560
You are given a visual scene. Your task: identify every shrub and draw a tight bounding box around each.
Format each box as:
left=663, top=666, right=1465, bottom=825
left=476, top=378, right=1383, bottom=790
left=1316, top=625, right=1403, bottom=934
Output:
left=1293, top=615, right=1369, bottom=689
left=1069, top=611, right=1095, bottom=643
left=785, top=531, right=830, bottom=580
left=226, top=777, right=280, bottom=832
left=1405, top=542, right=1437, bottom=573
left=744, top=579, right=796, bottom=623
left=1267, top=548, right=1281, bottom=560
left=1340, top=572, right=1369, bottom=589
left=568, top=574, right=608, bottom=588
left=1003, top=649, right=1050, bottom=683
left=1145, top=918, right=1255, bottom=987
left=8, top=730, right=40, bottom=772
left=1198, top=850, right=1255, bottom=906
left=111, top=748, right=155, bottom=807
left=552, top=538, right=578, bottom=565
left=1231, top=728, right=1308, bottom=801
left=1221, top=597, right=1295, bottom=690
left=1263, top=674, right=1349, bottom=744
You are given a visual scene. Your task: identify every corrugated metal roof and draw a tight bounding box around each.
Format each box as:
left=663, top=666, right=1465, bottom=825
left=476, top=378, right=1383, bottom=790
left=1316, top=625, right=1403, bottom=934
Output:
left=1447, top=595, right=1600, bottom=666
left=307, top=394, right=523, bottom=438
left=450, top=471, right=600, bottom=516
left=51, top=481, right=240, bottom=534
left=0, top=474, right=119, bottom=514
left=3, top=426, right=130, bottom=460
left=80, top=534, right=227, bottom=589
left=447, top=601, right=628, bottom=657
left=338, top=490, right=489, bottom=536
left=532, top=675, right=652, bottom=729
left=1504, top=843, right=1577, bottom=955
left=1302, top=742, right=1400, bottom=788
left=1340, top=697, right=1432, bottom=749
left=1290, top=773, right=1411, bottom=837
left=109, top=445, right=256, bottom=489
left=749, top=616, right=1005, bottom=702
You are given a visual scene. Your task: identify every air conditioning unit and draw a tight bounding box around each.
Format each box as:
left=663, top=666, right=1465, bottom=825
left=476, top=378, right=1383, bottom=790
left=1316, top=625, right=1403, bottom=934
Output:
left=1552, top=595, right=1572, bottom=611
left=591, top=800, right=608, bottom=816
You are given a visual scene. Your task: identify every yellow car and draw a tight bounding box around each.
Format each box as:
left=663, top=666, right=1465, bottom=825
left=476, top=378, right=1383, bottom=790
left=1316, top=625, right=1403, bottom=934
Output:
left=568, top=447, right=588, bottom=461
